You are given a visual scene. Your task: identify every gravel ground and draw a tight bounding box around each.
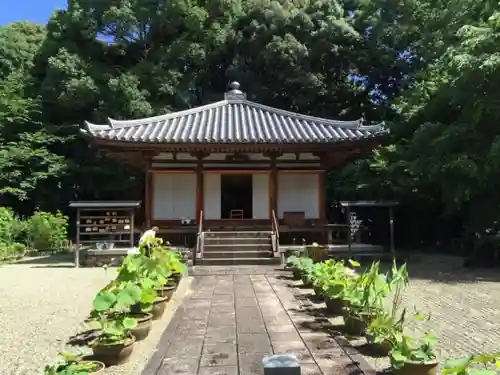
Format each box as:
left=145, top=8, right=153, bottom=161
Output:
left=292, top=253, right=500, bottom=372
left=0, top=255, right=193, bottom=375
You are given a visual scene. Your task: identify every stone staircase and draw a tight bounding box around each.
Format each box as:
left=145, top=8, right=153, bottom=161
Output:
left=198, top=231, right=281, bottom=266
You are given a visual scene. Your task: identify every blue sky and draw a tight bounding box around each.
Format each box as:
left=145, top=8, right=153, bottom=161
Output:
left=0, top=0, right=66, bottom=25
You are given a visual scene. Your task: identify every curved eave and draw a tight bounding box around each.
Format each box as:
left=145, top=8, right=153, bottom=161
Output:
left=84, top=120, right=111, bottom=132
left=83, top=133, right=386, bottom=153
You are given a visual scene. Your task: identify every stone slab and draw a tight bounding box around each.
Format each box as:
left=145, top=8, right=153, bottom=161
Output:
left=140, top=270, right=373, bottom=375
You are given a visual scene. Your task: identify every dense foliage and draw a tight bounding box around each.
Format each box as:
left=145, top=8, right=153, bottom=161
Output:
left=0, top=207, right=68, bottom=260
left=1, top=0, right=500, bottom=250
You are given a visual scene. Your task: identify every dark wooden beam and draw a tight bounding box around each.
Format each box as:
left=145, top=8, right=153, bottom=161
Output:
left=190, top=151, right=210, bottom=159
left=92, top=138, right=383, bottom=154
left=150, top=166, right=325, bottom=172
left=263, top=151, right=284, bottom=159
left=150, top=159, right=321, bottom=165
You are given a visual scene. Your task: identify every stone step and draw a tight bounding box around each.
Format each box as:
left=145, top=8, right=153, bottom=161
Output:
left=203, top=251, right=272, bottom=259
left=198, top=257, right=281, bottom=266
left=203, top=231, right=272, bottom=238
left=203, top=244, right=272, bottom=252
left=203, top=237, right=271, bottom=245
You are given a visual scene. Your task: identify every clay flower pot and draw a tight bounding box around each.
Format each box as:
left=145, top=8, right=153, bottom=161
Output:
left=301, top=275, right=313, bottom=288
left=171, top=273, right=182, bottom=283
left=343, top=312, right=373, bottom=335
left=394, top=360, right=439, bottom=375
left=292, top=268, right=302, bottom=280
left=155, top=283, right=176, bottom=300
left=313, top=285, right=324, bottom=297
left=151, top=296, right=169, bottom=320
left=128, top=312, right=153, bottom=341
left=323, top=295, right=344, bottom=314
left=368, top=340, right=392, bottom=356
left=92, top=335, right=135, bottom=366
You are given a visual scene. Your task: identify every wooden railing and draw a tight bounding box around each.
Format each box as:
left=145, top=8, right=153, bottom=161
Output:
left=194, top=210, right=204, bottom=266
left=271, top=210, right=280, bottom=257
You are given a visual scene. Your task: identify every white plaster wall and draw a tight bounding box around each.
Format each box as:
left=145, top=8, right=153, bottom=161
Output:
left=277, top=173, right=319, bottom=218
left=204, top=173, right=221, bottom=219
left=152, top=173, right=196, bottom=220
left=252, top=174, right=269, bottom=219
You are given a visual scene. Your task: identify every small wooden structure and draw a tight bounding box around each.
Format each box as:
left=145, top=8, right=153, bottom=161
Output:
left=69, top=201, right=141, bottom=267
left=338, top=200, right=399, bottom=257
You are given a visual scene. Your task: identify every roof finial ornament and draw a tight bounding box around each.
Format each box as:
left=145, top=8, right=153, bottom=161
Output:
left=225, top=81, right=247, bottom=100
left=229, top=81, right=240, bottom=90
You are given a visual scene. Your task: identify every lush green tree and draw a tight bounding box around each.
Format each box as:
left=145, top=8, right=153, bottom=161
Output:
left=0, top=23, right=66, bottom=212
left=3, top=0, right=500, bottom=246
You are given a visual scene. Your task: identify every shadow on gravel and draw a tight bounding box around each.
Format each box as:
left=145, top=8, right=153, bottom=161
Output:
left=13, top=253, right=74, bottom=268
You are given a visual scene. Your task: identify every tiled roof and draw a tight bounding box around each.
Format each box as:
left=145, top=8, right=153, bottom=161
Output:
left=83, top=82, right=386, bottom=145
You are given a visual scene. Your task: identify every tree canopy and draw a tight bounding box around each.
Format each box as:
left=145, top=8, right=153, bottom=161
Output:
left=1, top=0, right=500, bottom=246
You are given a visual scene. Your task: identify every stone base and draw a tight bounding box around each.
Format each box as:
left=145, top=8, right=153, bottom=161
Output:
left=82, top=253, right=126, bottom=267
left=79, top=248, right=131, bottom=267
left=79, top=247, right=191, bottom=267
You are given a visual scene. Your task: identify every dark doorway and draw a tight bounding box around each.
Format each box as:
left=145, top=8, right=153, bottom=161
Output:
left=221, top=174, right=253, bottom=219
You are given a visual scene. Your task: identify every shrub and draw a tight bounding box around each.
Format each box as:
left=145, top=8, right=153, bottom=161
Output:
left=0, top=207, right=25, bottom=244
left=25, top=211, right=69, bottom=251
left=0, top=242, right=26, bottom=260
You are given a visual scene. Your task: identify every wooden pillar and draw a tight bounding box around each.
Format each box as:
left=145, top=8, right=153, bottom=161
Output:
left=269, top=156, right=278, bottom=218
left=75, top=208, right=80, bottom=268
left=389, top=206, right=395, bottom=257
left=145, top=170, right=153, bottom=228
left=196, top=160, right=204, bottom=222
left=346, top=205, right=352, bottom=256
left=318, top=171, right=326, bottom=224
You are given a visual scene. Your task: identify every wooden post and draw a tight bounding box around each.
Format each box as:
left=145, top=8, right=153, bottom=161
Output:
left=318, top=171, right=326, bottom=224
left=130, top=211, right=135, bottom=248
left=269, top=156, right=278, bottom=218
left=196, top=160, right=204, bottom=222
left=75, top=208, right=80, bottom=268
left=389, top=206, right=395, bottom=257
left=346, top=206, right=352, bottom=256
left=145, top=170, right=152, bottom=228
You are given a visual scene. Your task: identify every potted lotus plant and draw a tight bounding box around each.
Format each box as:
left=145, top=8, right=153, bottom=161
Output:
left=342, top=261, right=389, bottom=335
left=311, top=260, right=337, bottom=297
left=322, top=259, right=358, bottom=314
left=366, top=309, right=405, bottom=356
left=286, top=255, right=302, bottom=279
left=89, top=314, right=137, bottom=366
left=44, top=352, right=105, bottom=374
left=87, top=282, right=140, bottom=365
left=120, top=239, right=175, bottom=320
left=286, top=255, right=313, bottom=280
left=114, top=254, right=158, bottom=336
left=168, top=250, right=186, bottom=286
left=366, top=262, right=409, bottom=356
left=390, top=331, right=438, bottom=375
left=152, top=246, right=179, bottom=298
left=300, top=259, right=316, bottom=288
left=443, top=353, right=500, bottom=375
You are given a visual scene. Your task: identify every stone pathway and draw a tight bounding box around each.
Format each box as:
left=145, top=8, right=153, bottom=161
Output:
left=141, top=271, right=371, bottom=375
